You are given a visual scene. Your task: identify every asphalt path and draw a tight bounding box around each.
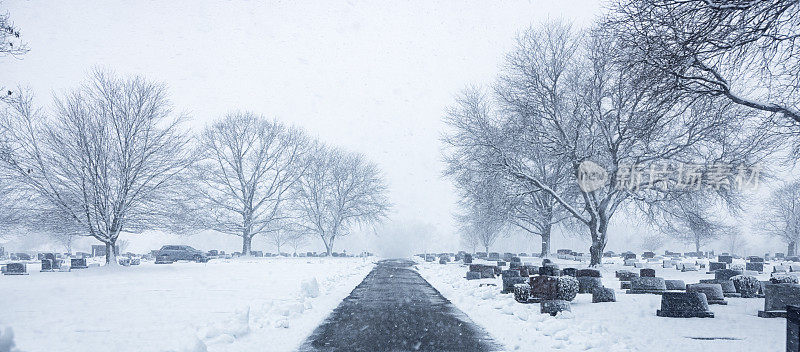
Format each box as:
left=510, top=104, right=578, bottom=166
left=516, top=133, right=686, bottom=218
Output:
left=297, top=259, right=503, bottom=352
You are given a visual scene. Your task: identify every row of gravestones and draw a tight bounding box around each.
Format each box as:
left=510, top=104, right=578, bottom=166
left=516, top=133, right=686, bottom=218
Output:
left=2, top=258, right=94, bottom=276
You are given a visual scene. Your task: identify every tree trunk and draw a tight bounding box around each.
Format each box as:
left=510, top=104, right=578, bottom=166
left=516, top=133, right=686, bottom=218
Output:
left=789, top=241, right=796, bottom=257
left=589, top=214, right=609, bottom=266
left=325, top=236, right=335, bottom=256
left=242, top=235, right=252, bottom=255
left=695, top=237, right=701, bottom=253
left=541, top=226, right=551, bottom=258
left=484, top=244, right=489, bottom=256
left=105, top=241, right=117, bottom=265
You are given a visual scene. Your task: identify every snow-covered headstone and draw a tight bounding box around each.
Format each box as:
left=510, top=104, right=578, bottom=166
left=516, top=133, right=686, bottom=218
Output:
left=758, top=283, right=800, bottom=318
left=687, top=284, right=727, bottom=305
left=656, top=292, right=714, bottom=318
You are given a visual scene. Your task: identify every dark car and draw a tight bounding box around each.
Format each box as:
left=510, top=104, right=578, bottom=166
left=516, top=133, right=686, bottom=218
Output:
left=157, top=245, right=208, bottom=262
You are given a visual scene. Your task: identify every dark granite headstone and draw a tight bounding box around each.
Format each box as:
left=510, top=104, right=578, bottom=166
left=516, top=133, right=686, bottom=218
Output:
left=439, top=258, right=447, bottom=264
left=488, top=252, right=500, bottom=260
left=788, top=305, right=800, bottom=351
left=640, top=268, right=656, bottom=277
left=480, top=267, right=495, bottom=279
left=463, top=254, right=473, bottom=264
left=747, top=256, right=764, bottom=263
left=687, top=283, right=727, bottom=305
left=4, top=262, right=27, bottom=275
left=709, top=262, right=727, bottom=271
left=746, top=262, right=764, bottom=273
left=643, top=251, right=656, bottom=259
left=656, top=292, right=714, bottom=318
left=497, top=261, right=507, bottom=267
left=759, top=283, right=800, bottom=318
left=466, top=271, right=481, bottom=280
left=528, top=275, right=578, bottom=302
left=562, top=268, right=577, bottom=277
left=40, top=259, right=54, bottom=272
left=715, top=269, right=743, bottom=281
left=621, top=281, right=631, bottom=290
left=576, top=269, right=601, bottom=278
left=539, top=265, right=560, bottom=277
left=717, top=255, right=733, bottom=264
left=578, top=276, right=604, bottom=294
left=615, top=270, right=639, bottom=281
left=70, top=258, right=88, bottom=269
left=501, top=270, right=527, bottom=294
left=592, top=287, right=616, bottom=303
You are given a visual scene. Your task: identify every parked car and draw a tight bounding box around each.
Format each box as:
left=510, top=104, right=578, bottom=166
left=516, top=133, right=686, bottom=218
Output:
left=156, top=245, right=208, bottom=262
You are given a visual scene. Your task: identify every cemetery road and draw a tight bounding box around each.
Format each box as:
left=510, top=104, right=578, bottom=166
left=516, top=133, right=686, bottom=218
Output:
left=297, top=259, right=503, bottom=352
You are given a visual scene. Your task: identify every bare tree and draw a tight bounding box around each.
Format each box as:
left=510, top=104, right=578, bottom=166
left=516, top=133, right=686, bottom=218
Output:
left=654, top=197, right=727, bottom=253
left=0, top=70, right=193, bottom=264
left=640, top=233, right=666, bottom=253
left=294, top=146, right=390, bottom=256
left=442, top=21, right=775, bottom=266
left=452, top=171, right=510, bottom=255
left=0, top=10, right=28, bottom=102
left=286, top=230, right=308, bottom=256
left=759, top=180, right=800, bottom=256
left=192, top=112, right=311, bottom=255
left=442, top=87, right=571, bottom=257
left=725, top=227, right=747, bottom=256
left=606, top=0, right=800, bottom=153
left=264, top=220, right=306, bottom=255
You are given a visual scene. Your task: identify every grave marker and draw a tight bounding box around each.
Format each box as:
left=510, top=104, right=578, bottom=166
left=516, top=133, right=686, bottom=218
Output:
left=687, top=283, right=727, bottom=305
left=70, top=258, right=88, bottom=270
left=656, top=292, right=714, bottom=318
left=758, top=283, right=800, bottom=318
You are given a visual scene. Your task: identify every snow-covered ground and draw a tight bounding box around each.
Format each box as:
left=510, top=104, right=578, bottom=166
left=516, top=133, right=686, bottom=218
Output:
left=416, top=257, right=784, bottom=352
left=0, top=257, right=375, bottom=352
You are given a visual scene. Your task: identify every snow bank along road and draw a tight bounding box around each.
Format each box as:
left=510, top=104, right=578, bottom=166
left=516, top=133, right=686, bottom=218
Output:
left=298, top=259, right=503, bottom=352
left=0, top=257, right=374, bottom=352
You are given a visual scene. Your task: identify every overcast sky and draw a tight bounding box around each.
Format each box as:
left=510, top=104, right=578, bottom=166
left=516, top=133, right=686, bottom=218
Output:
left=2, top=1, right=788, bottom=256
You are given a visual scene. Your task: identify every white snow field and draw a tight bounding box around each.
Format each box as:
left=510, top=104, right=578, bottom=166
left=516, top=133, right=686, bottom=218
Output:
left=416, top=257, right=784, bottom=352
left=0, top=257, right=375, bottom=352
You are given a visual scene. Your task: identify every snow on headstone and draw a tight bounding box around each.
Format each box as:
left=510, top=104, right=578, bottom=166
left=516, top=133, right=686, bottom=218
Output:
left=301, top=278, right=320, bottom=298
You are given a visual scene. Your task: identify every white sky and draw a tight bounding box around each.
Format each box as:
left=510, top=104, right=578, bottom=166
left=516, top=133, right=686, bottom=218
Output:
left=2, top=1, right=788, bottom=256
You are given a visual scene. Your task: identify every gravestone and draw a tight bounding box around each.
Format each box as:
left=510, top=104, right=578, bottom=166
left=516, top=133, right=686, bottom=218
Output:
left=463, top=254, right=473, bottom=264
left=731, top=275, right=760, bottom=298
left=4, top=262, right=28, bottom=275
left=439, top=258, right=447, bottom=264
left=40, top=259, right=54, bottom=272
left=527, top=275, right=579, bottom=302
left=715, top=269, right=743, bottom=281
left=718, top=255, right=733, bottom=264
left=623, top=252, right=637, bottom=260
left=640, top=268, right=656, bottom=277
left=621, top=281, right=631, bottom=290
left=687, top=283, right=727, bottom=305
left=501, top=270, right=526, bottom=293
left=497, top=261, right=507, bottom=267
left=656, top=292, right=714, bottom=318
left=746, top=262, right=764, bottom=273
left=680, top=263, right=698, bottom=272
left=488, top=252, right=500, bottom=260
left=469, top=264, right=484, bottom=272
left=643, top=251, right=656, bottom=259
left=518, top=266, right=529, bottom=277
left=788, top=305, right=800, bottom=351
left=562, top=268, right=577, bottom=277
left=578, top=276, right=603, bottom=294
left=541, top=300, right=571, bottom=316
left=758, top=283, right=800, bottom=318
left=624, top=259, right=637, bottom=266
left=633, top=262, right=645, bottom=269
left=513, top=283, right=531, bottom=303
left=208, top=250, right=219, bottom=257
left=699, top=279, right=740, bottom=297
left=509, top=262, right=522, bottom=270
left=130, top=258, right=141, bottom=265
left=510, top=256, right=521, bottom=263
left=747, top=256, right=764, bottom=263
left=70, top=258, right=88, bottom=270
left=616, top=270, right=638, bottom=281
left=480, top=267, right=495, bottom=279
left=627, top=277, right=667, bottom=294
left=576, top=269, right=601, bottom=277
left=665, top=280, right=686, bottom=291
left=662, top=260, right=674, bottom=268
left=539, top=265, right=560, bottom=277
left=709, top=262, right=727, bottom=271
left=592, top=287, right=616, bottom=303
left=466, top=271, right=481, bottom=280
left=119, top=258, right=131, bottom=266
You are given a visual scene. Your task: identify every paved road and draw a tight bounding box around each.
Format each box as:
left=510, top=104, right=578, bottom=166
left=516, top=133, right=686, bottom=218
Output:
left=297, top=259, right=503, bottom=352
